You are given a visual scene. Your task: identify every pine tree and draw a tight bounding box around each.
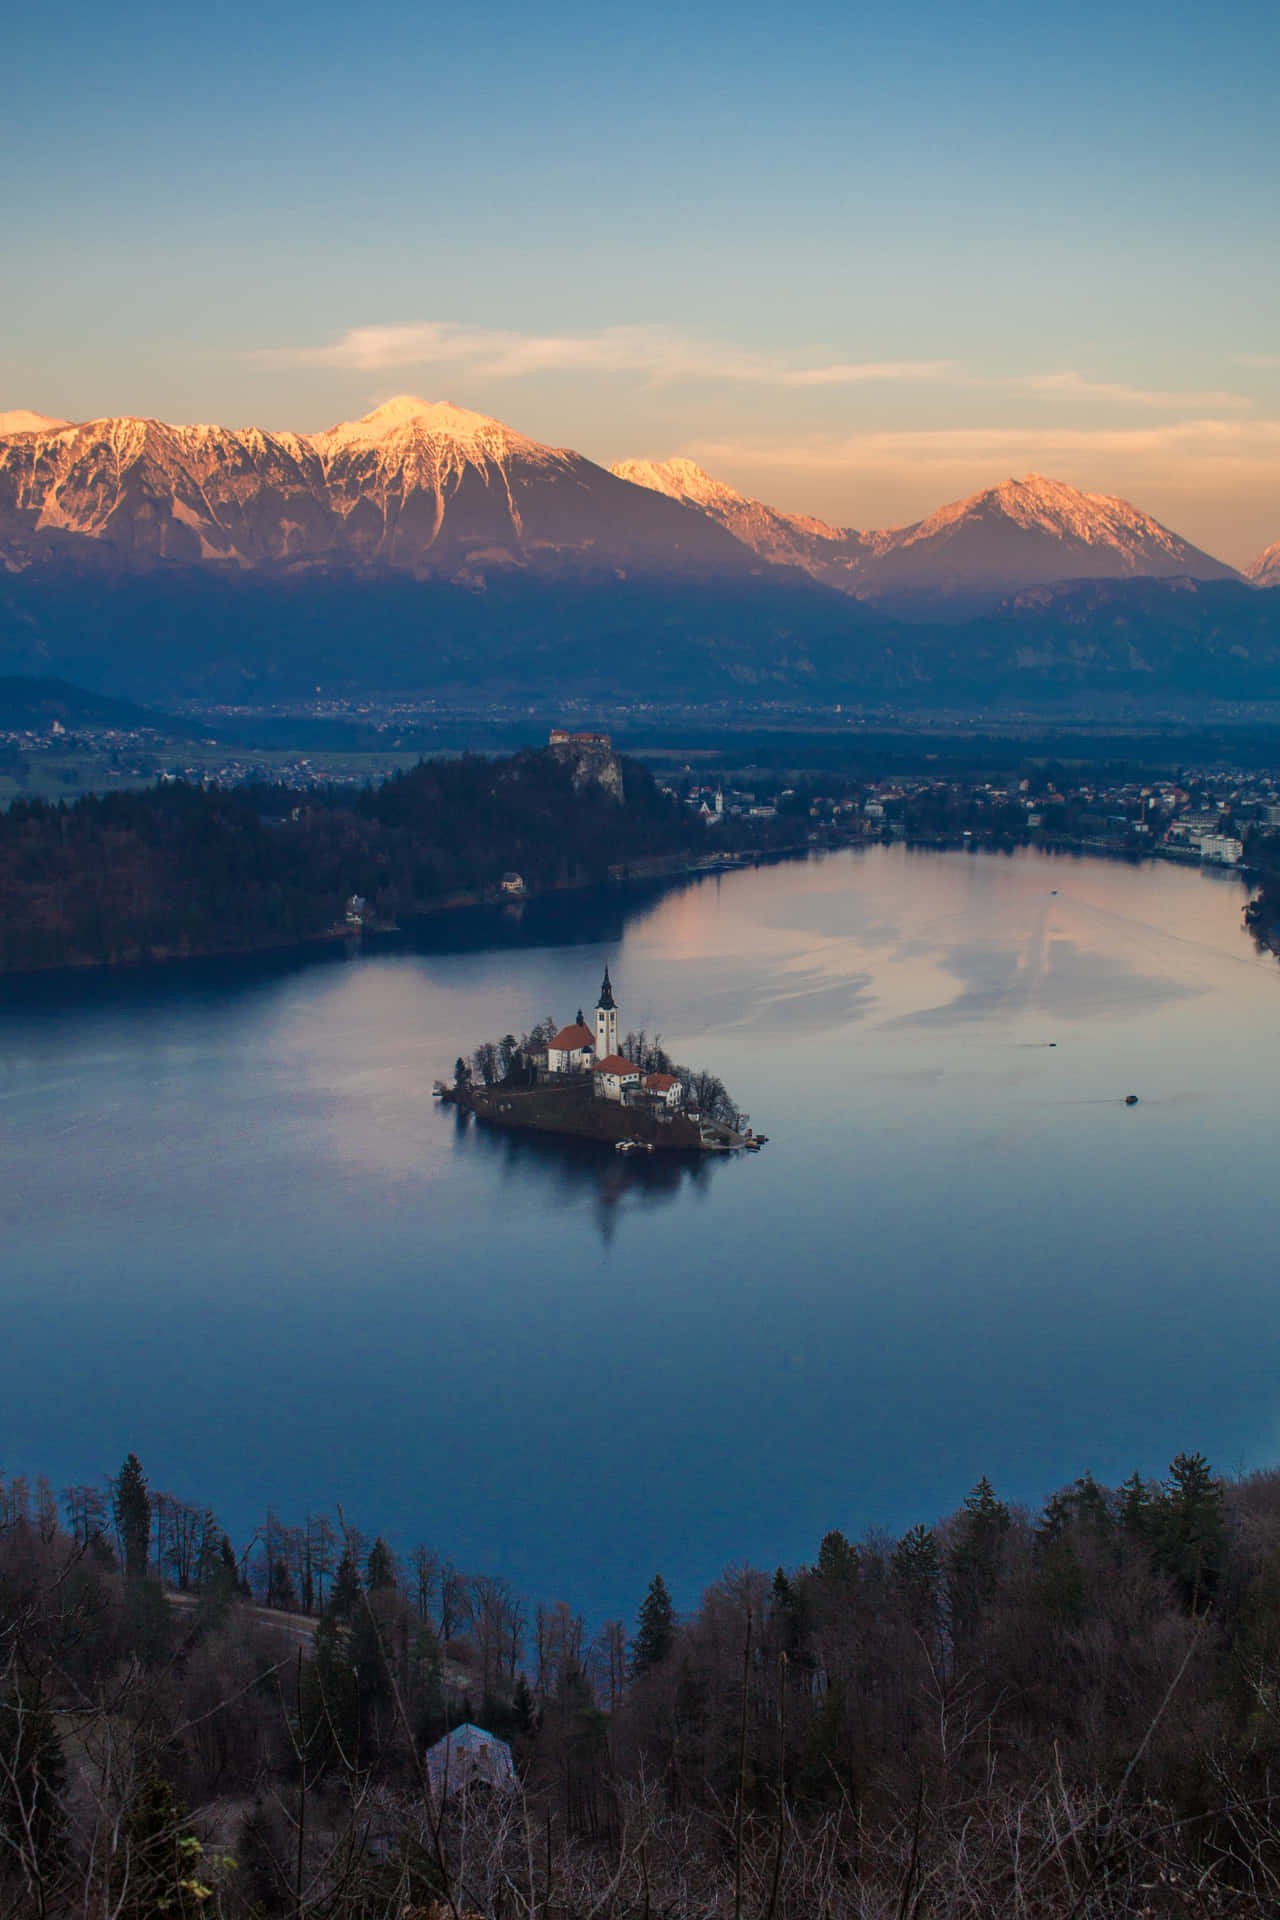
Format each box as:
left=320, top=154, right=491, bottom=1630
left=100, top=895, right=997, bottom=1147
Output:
left=328, top=1546, right=362, bottom=1622
left=114, top=1453, right=150, bottom=1581
left=1154, top=1450, right=1227, bottom=1613
left=631, top=1574, right=676, bottom=1677
left=816, top=1528, right=858, bottom=1584
left=366, top=1536, right=396, bottom=1591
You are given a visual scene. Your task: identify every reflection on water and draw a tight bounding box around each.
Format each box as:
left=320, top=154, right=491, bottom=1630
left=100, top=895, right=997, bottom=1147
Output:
left=1, top=846, right=1276, bottom=1622
left=453, top=1107, right=721, bottom=1247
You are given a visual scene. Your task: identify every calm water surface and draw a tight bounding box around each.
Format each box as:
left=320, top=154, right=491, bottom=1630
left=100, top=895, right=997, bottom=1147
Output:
left=2, top=847, right=1276, bottom=1619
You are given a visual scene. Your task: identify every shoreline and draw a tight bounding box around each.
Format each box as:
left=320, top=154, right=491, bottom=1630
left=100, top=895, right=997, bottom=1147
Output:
left=0, top=834, right=1260, bottom=982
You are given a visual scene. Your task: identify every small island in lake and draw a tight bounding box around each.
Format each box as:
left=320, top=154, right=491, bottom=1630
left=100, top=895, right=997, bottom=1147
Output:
left=443, top=965, right=760, bottom=1152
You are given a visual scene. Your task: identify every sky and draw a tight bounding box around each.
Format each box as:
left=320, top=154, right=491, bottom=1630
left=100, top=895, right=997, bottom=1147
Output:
left=3, top=0, right=1278, bottom=563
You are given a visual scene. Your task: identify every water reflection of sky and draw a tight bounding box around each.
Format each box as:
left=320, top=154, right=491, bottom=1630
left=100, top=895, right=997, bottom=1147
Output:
left=1, top=847, right=1277, bottom=1623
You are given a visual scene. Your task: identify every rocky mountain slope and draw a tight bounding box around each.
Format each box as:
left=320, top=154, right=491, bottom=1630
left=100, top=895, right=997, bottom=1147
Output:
left=609, top=456, right=868, bottom=589
left=0, top=398, right=754, bottom=580
left=1247, top=541, right=1280, bottom=589
left=614, top=460, right=1240, bottom=613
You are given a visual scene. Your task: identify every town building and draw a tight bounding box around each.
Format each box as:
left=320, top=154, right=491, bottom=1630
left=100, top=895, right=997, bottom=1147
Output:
left=593, top=1053, right=642, bottom=1101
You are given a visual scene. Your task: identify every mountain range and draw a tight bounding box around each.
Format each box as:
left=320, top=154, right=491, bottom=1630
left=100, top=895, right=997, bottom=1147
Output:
left=2, top=397, right=1279, bottom=708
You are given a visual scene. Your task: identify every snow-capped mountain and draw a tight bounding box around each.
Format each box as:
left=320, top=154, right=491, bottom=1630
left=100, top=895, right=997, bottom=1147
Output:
left=614, top=460, right=1239, bottom=610
left=859, top=474, right=1240, bottom=606
left=0, top=398, right=754, bottom=579
left=1246, top=541, right=1280, bottom=589
left=609, top=456, right=867, bottom=588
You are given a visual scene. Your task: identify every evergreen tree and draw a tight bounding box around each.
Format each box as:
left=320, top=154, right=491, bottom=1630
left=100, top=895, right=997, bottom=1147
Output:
left=816, top=1528, right=858, bottom=1584
left=366, top=1536, right=397, bottom=1591
left=892, top=1524, right=942, bottom=1628
left=118, top=1765, right=205, bottom=1919
left=948, top=1476, right=1010, bottom=1635
left=114, top=1452, right=150, bottom=1581
left=1154, top=1451, right=1228, bottom=1613
left=631, top=1573, right=676, bottom=1677
left=1120, top=1470, right=1151, bottom=1538
left=328, top=1545, right=362, bottom=1622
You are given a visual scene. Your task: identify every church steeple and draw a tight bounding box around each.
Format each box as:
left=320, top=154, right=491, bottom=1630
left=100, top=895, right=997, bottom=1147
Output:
left=595, top=966, right=618, bottom=1060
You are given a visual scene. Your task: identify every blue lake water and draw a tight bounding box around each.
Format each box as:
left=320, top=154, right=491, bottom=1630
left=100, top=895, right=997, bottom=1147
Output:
left=2, top=846, right=1276, bottom=1622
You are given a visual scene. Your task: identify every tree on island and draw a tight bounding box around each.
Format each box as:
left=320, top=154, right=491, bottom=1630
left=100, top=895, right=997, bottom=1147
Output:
left=631, top=1573, right=676, bottom=1677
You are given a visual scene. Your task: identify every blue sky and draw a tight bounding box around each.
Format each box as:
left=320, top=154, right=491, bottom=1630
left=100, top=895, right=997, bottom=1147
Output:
left=4, top=0, right=1278, bottom=558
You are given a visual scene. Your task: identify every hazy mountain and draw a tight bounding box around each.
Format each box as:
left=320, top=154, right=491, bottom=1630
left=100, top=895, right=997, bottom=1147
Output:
left=614, top=460, right=1240, bottom=614
left=1247, top=541, right=1280, bottom=589
left=0, top=397, right=755, bottom=580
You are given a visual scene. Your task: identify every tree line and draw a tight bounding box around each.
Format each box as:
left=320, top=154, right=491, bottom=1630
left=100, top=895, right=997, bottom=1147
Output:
left=0, top=747, right=737, bottom=974
left=9, top=1444, right=1280, bottom=1914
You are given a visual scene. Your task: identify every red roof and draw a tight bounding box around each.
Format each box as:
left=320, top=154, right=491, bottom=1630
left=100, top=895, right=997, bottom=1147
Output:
left=550, top=1023, right=594, bottom=1051
left=593, top=1054, right=640, bottom=1077
left=643, top=1072, right=679, bottom=1091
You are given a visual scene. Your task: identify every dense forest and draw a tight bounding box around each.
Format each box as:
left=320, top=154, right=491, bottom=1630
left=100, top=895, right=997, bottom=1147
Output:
left=7, top=1448, right=1280, bottom=1917
left=0, top=748, right=736, bottom=974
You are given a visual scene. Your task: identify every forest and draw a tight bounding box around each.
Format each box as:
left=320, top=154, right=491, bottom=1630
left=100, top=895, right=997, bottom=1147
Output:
left=0, top=748, right=729, bottom=974
left=6, top=1447, right=1280, bottom=1917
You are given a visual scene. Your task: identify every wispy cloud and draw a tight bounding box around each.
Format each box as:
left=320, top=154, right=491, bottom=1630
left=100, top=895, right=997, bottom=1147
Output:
left=1235, top=353, right=1280, bottom=369
left=1011, top=370, right=1251, bottom=410
left=253, top=321, right=951, bottom=389
left=688, top=418, right=1280, bottom=475
left=256, top=322, right=1257, bottom=416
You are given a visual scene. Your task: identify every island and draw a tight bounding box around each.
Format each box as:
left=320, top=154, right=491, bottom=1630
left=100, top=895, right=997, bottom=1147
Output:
left=442, top=965, right=761, bottom=1152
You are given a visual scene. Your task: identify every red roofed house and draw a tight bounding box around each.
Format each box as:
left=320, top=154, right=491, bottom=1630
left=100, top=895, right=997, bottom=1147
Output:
left=593, top=1053, right=642, bottom=1102
left=547, top=1018, right=595, bottom=1073
left=643, top=1070, right=683, bottom=1110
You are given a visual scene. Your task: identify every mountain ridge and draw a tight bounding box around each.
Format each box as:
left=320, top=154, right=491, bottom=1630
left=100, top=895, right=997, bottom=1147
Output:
left=611, top=455, right=1241, bottom=612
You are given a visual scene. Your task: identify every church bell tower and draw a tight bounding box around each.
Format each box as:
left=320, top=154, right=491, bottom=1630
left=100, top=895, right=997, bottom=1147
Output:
left=595, top=965, right=618, bottom=1060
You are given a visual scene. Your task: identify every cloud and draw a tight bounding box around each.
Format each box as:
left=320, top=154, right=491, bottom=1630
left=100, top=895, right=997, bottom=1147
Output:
left=1235, top=353, right=1280, bottom=369
left=255, top=323, right=1257, bottom=417
left=687, top=418, right=1280, bottom=477
left=1011, top=370, right=1251, bottom=411
left=253, top=321, right=952, bottom=389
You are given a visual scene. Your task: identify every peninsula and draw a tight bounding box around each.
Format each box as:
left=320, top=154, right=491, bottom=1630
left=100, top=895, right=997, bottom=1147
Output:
left=444, top=965, right=759, bottom=1152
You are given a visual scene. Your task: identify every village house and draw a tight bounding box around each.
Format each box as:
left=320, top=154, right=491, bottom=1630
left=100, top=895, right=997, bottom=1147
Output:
left=594, top=1053, right=642, bottom=1101
left=643, top=1070, right=683, bottom=1109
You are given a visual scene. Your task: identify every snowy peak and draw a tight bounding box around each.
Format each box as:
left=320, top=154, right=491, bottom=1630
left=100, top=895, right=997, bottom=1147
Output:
left=0, top=409, right=72, bottom=436
left=611, top=453, right=861, bottom=584
left=307, top=394, right=548, bottom=460
left=1246, top=540, right=1280, bottom=589
left=0, top=399, right=751, bottom=580
left=614, top=455, right=1239, bottom=608
left=899, top=474, right=1191, bottom=555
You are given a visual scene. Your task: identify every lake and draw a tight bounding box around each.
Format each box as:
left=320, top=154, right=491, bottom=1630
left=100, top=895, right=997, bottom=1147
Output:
left=2, top=845, right=1275, bottom=1623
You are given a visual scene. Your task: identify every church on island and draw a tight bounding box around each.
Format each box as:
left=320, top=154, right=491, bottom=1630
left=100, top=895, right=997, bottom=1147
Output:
left=545, top=968, right=683, bottom=1109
